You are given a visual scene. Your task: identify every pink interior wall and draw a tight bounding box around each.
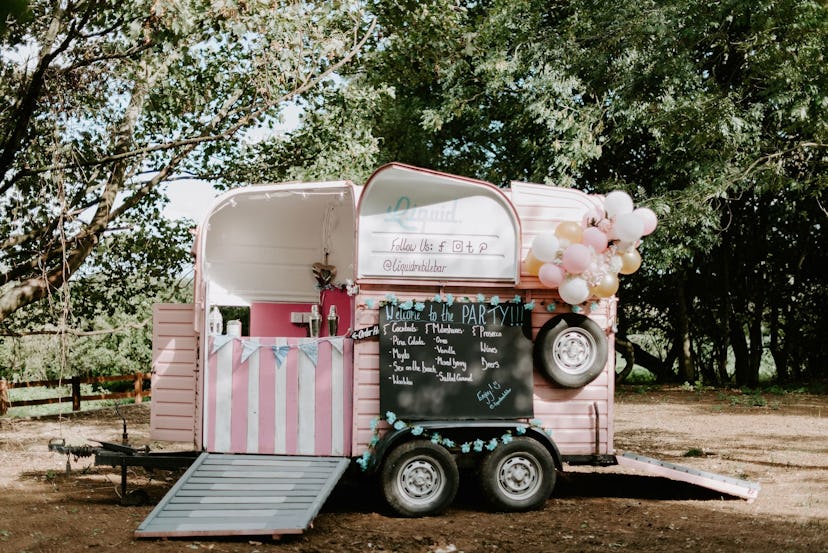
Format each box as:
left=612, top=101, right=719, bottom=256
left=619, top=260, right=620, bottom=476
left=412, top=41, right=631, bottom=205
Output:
left=320, top=288, right=353, bottom=337
left=250, top=303, right=311, bottom=337
left=249, top=289, right=352, bottom=338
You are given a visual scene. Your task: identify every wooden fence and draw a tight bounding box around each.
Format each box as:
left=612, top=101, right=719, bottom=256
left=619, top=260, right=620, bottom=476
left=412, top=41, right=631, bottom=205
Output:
left=0, top=373, right=151, bottom=415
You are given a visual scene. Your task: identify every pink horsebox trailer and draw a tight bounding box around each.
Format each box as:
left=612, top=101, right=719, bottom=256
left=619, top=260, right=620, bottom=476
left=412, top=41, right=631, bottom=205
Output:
left=141, top=163, right=759, bottom=538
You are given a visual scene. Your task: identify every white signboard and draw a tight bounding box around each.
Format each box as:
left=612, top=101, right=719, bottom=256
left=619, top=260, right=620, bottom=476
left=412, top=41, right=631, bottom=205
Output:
left=357, top=165, right=520, bottom=282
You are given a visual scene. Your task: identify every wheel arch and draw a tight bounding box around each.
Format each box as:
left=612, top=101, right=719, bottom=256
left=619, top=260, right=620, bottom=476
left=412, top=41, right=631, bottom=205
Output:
left=521, top=426, right=564, bottom=470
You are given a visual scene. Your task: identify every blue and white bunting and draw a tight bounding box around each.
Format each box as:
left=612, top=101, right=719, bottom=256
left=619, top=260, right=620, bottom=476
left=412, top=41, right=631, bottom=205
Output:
left=298, top=341, right=319, bottom=367
left=240, top=338, right=260, bottom=364
left=272, top=344, right=291, bottom=368
left=210, top=334, right=235, bottom=353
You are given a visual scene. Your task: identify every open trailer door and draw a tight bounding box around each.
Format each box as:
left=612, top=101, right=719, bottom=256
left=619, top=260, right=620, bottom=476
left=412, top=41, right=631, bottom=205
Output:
left=150, top=303, right=199, bottom=444
left=139, top=182, right=360, bottom=540
left=195, top=181, right=359, bottom=456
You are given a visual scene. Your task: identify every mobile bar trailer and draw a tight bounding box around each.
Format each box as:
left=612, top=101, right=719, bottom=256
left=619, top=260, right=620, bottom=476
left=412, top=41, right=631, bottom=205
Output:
left=140, top=163, right=758, bottom=538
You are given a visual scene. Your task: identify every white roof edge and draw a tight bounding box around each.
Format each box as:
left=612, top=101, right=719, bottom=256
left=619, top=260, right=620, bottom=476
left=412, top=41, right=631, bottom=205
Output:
left=200, top=180, right=356, bottom=223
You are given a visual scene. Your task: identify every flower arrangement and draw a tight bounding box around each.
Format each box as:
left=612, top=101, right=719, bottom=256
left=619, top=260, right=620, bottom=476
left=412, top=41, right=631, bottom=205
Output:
left=355, top=411, right=552, bottom=471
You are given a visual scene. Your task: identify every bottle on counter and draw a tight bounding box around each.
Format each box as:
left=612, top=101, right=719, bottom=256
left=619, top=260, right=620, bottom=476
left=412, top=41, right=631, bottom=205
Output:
left=226, top=320, right=242, bottom=337
left=309, top=304, right=322, bottom=337
left=327, top=305, right=339, bottom=336
left=209, top=306, right=223, bottom=335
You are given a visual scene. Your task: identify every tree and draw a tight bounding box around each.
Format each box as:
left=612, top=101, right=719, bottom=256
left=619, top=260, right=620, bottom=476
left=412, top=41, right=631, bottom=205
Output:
left=260, top=0, right=828, bottom=384
left=0, top=0, right=371, bottom=330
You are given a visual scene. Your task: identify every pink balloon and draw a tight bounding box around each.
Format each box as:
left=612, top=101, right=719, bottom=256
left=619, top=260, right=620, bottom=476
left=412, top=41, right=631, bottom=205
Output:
left=538, top=263, right=564, bottom=288
left=634, top=207, right=658, bottom=235
left=561, top=243, right=592, bottom=274
left=582, top=226, right=609, bottom=253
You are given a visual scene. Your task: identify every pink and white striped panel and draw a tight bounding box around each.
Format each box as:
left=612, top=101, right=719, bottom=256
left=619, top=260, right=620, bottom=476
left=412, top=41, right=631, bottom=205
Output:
left=204, top=336, right=353, bottom=457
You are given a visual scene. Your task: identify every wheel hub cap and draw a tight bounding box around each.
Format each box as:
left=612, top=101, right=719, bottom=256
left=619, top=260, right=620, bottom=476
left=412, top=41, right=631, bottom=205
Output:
left=400, top=459, right=442, bottom=502
left=498, top=456, right=539, bottom=499
left=553, top=328, right=597, bottom=375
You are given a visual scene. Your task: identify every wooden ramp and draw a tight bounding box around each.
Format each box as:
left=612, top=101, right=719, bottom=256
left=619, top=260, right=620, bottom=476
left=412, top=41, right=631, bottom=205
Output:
left=616, top=451, right=761, bottom=502
left=135, top=452, right=350, bottom=538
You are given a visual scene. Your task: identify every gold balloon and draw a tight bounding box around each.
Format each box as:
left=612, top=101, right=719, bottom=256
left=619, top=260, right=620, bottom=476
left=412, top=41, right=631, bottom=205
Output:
left=554, top=221, right=584, bottom=244
left=524, top=251, right=544, bottom=276
left=619, top=249, right=642, bottom=275
left=592, top=272, right=620, bottom=298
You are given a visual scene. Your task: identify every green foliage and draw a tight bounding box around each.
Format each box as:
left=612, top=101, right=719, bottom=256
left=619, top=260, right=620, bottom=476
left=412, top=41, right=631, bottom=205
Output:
left=0, top=0, right=369, bottom=327
left=4, top=1, right=825, bottom=387
left=259, top=0, right=827, bottom=385
left=0, top=272, right=191, bottom=381
left=0, top=0, right=28, bottom=33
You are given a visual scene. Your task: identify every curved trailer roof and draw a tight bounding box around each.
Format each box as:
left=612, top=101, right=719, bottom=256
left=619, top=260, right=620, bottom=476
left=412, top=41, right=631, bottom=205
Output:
left=197, top=181, right=360, bottom=306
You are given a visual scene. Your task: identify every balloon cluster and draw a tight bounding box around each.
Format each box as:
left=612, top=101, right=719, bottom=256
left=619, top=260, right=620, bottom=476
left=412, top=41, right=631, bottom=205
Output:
left=524, top=191, right=657, bottom=305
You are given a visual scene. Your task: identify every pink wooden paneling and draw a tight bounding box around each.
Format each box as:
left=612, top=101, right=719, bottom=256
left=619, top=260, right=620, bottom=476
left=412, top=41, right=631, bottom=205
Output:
left=351, top=286, right=615, bottom=456
left=151, top=304, right=198, bottom=444
left=204, top=336, right=353, bottom=456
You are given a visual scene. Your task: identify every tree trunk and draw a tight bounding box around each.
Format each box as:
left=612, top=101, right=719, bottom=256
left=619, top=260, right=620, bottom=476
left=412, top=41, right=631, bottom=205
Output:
left=675, top=279, right=695, bottom=382
left=714, top=341, right=730, bottom=385
left=661, top=340, right=680, bottom=383
left=730, top=315, right=751, bottom=387
left=613, top=335, right=669, bottom=382
left=769, top=304, right=789, bottom=381
left=614, top=336, right=635, bottom=383
left=746, top=308, right=763, bottom=387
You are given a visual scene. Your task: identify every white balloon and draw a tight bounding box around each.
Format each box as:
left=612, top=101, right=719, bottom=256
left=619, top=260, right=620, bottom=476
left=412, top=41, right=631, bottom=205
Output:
left=531, top=232, right=560, bottom=262
left=559, top=277, right=591, bottom=305
left=609, top=255, right=624, bottom=273
left=634, top=207, right=658, bottom=235
left=604, top=190, right=634, bottom=218
left=614, top=212, right=645, bottom=243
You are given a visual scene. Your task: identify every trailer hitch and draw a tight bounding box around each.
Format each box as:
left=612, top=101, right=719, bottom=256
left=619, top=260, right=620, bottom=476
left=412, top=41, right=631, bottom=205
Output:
left=47, top=408, right=198, bottom=505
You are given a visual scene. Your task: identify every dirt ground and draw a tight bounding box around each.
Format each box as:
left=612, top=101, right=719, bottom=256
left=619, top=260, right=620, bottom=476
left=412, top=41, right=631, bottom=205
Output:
left=1, top=386, right=826, bottom=553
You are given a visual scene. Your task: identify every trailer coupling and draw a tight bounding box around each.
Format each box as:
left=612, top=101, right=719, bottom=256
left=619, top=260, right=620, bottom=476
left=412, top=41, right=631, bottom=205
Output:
left=47, top=437, right=197, bottom=505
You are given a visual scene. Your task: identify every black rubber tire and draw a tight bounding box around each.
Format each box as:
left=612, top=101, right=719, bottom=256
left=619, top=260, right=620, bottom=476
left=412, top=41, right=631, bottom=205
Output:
left=381, top=439, right=459, bottom=517
left=533, top=314, right=608, bottom=388
left=479, top=437, right=556, bottom=511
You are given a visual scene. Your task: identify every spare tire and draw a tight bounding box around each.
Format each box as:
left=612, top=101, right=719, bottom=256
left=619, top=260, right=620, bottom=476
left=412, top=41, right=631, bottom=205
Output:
left=533, top=314, right=608, bottom=388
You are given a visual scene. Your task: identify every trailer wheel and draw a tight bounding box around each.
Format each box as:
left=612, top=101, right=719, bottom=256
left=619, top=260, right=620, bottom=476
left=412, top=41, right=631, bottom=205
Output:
left=381, top=440, right=459, bottom=517
left=534, top=314, right=608, bottom=388
left=479, top=437, right=556, bottom=511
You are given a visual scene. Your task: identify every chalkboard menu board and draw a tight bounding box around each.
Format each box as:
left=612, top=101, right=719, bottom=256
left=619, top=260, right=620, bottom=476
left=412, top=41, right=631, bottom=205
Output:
left=379, top=301, right=534, bottom=420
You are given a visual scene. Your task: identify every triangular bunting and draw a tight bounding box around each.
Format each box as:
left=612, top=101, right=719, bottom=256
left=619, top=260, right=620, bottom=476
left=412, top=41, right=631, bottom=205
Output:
left=272, top=344, right=291, bottom=368
left=210, top=334, right=234, bottom=354
left=298, top=341, right=319, bottom=367
left=329, top=336, right=344, bottom=355
left=240, top=338, right=260, bottom=364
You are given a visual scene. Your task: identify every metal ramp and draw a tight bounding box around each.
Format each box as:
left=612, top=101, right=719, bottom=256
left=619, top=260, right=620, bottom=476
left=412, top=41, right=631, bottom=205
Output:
left=136, top=452, right=350, bottom=539
left=616, top=451, right=760, bottom=502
